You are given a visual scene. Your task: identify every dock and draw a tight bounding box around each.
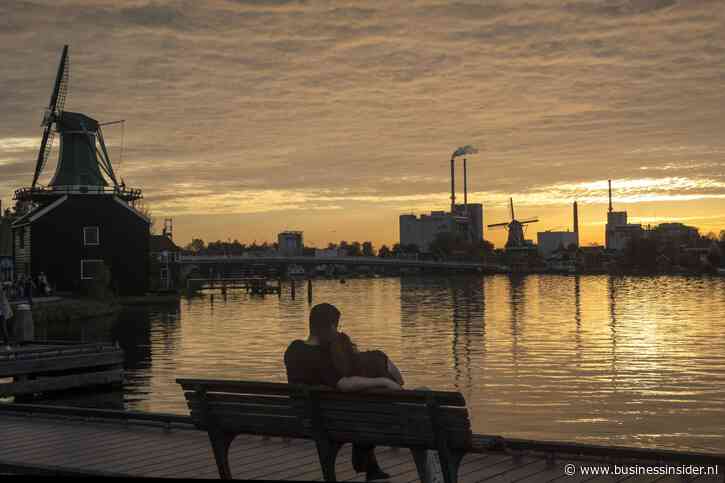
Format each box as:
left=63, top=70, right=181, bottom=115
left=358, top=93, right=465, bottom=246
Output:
left=0, top=342, right=123, bottom=399
left=186, top=276, right=281, bottom=295
left=0, top=404, right=722, bottom=481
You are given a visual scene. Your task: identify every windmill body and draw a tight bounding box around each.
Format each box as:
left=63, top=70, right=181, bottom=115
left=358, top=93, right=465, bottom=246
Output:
left=11, top=45, right=150, bottom=296
left=487, top=198, right=539, bottom=250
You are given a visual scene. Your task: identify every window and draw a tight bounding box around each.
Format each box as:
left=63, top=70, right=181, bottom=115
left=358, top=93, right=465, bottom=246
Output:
left=84, top=226, right=99, bottom=246
left=81, top=259, right=104, bottom=280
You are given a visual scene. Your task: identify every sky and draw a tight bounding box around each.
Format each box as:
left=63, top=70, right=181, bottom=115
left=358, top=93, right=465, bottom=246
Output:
left=1, top=0, right=724, bottom=249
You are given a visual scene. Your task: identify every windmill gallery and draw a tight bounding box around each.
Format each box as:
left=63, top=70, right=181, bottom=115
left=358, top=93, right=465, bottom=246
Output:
left=10, top=45, right=150, bottom=296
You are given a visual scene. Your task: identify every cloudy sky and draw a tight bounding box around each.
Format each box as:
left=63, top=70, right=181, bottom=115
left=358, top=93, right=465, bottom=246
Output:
left=1, top=0, right=724, bottom=248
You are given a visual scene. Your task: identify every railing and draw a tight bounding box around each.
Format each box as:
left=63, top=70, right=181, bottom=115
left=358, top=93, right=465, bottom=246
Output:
left=178, top=254, right=492, bottom=270
left=14, top=185, right=143, bottom=201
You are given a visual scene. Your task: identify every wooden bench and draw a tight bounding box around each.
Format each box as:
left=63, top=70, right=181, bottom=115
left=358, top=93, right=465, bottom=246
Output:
left=177, top=378, right=501, bottom=483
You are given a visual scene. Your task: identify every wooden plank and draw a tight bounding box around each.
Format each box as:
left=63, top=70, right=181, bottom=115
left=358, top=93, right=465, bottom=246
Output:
left=0, top=369, right=123, bottom=397
left=0, top=352, right=123, bottom=377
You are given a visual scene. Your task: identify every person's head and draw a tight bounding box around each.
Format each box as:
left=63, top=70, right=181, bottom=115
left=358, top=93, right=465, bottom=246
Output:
left=309, top=303, right=340, bottom=346
left=329, top=331, right=358, bottom=377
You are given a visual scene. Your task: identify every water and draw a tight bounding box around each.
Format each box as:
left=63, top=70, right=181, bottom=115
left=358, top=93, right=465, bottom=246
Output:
left=34, top=275, right=725, bottom=454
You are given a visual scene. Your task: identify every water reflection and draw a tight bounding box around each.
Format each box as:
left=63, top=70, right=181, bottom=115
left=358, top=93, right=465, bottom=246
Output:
left=33, top=275, right=725, bottom=453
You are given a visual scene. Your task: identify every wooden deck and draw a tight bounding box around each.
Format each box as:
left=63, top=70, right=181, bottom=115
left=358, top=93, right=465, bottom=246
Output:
left=0, top=406, right=722, bottom=481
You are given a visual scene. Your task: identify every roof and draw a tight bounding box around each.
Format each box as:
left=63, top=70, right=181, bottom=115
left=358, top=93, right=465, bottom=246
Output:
left=150, top=234, right=181, bottom=253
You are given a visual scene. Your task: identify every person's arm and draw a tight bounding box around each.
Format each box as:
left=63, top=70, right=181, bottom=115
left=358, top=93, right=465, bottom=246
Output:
left=386, top=358, right=405, bottom=386
left=337, top=376, right=401, bottom=392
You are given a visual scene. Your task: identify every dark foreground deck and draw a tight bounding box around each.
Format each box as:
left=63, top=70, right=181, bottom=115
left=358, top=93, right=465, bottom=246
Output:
left=0, top=405, right=722, bottom=481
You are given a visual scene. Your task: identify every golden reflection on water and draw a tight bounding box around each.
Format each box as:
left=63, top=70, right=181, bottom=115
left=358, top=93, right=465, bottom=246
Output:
left=41, top=274, right=725, bottom=453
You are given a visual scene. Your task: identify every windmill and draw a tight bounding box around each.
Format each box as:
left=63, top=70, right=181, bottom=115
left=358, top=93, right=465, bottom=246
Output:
left=15, top=45, right=141, bottom=206
left=487, top=198, right=539, bottom=249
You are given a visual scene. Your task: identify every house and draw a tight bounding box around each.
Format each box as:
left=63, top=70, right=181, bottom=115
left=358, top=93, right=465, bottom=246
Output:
left=12, top=195, right=150, bottom=296
left=150, top=234, right=182, bottom=290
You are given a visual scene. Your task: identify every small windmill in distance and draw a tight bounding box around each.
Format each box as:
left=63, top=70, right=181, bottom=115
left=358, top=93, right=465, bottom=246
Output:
left=487, top=198, right=538, bottom=249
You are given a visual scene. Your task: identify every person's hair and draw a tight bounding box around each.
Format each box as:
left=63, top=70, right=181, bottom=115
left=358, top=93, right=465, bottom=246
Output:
left=329, top=332, right=358, bottom=378
left=309, top=303, right=340, bottom=346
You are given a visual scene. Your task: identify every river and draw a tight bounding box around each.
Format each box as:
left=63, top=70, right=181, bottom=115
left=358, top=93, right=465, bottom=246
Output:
left=33, top=274, right=725, bottom=454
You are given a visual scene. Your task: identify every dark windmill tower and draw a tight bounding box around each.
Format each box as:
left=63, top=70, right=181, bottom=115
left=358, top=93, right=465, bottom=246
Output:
left=487, top=198, right=539, bottom=249
left=11, top=45, right=150, bottom=295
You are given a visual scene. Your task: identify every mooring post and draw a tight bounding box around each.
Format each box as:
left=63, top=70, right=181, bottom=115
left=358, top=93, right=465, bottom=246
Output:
left=307, top=279, right=312, bottom=304
left=277, top=278, right=282, bottom=298
left=291, top=279, right=296, bottom=299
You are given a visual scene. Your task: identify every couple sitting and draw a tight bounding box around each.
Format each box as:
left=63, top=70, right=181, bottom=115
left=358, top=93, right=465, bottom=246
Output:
left=284, top=303, right=404, bottom=481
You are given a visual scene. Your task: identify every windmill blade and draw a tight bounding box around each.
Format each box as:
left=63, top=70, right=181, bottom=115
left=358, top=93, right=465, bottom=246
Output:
left=487, top=222, right=509, bottom=229
left=520, top=217, right=539, bottom=224
left=32, top=126, right=54, bottom=189
left=48, top=45, right=69, bottom=115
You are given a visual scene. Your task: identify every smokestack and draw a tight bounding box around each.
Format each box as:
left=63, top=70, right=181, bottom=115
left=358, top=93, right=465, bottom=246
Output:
left=608, top=179, right=613, bottom=213
left=450, top=156, right=456, bottom=213
left=573, top=201, right=579, bottom=245
left=463, top=158, right=468, bottom=212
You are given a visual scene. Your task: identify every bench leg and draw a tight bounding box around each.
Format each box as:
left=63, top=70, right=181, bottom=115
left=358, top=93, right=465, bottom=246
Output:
left=411, top=448, right=429, bottom=483
left=314, top=439, right=342, bottom=481
left=208, top=430, right=236, bottom=479
left=438, top=449, right=464, bottom=483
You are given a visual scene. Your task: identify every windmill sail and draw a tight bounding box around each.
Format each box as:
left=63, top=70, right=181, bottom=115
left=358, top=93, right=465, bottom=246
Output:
left=32, top=45, right=68, bottom=189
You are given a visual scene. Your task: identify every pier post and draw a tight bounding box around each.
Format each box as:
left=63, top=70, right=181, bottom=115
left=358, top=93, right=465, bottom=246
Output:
left=291, top=279, right=296, bottom=300
left=277, top=279, right=282, bottom=298
left=307, top=279, right=312, bottom=304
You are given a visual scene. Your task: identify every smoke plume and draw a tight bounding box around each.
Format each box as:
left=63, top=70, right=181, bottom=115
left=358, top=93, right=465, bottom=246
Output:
left=452, top=145, right=478, bottom=158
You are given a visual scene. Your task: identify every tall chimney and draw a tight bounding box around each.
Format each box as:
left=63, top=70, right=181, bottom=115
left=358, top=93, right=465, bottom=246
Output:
left=608, top=179, right=613, bottom=213
left=450, top=156, right=456, bottom=213
left=463, top=158, right=468, bottom=212
left=573, top=201, right=579, bottom=245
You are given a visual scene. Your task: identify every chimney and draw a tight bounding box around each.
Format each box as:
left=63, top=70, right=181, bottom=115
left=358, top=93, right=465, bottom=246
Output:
left=573, top=201, right=579, bottom=245
left=608, top=179, right=613, bottom=213
left=450, top=156, right=456, bottom=214
left=463, top=158, right=468, bottom=212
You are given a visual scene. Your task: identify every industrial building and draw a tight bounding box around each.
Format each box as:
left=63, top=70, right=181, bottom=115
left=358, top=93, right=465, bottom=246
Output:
left=399, top=155, right=483, bottom=253
left=537, top=202, right=580, bottom=258
left=605, top=180, right=644, bottom=251
left=277, top=231, right=304, bottom=256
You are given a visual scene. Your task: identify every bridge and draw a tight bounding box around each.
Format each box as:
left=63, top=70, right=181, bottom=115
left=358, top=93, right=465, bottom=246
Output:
left=177, top=254, right=503, bottom=275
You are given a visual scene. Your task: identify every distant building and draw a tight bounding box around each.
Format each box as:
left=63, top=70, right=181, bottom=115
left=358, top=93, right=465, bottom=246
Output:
left=649, top=222, right=699, bottom=246
left=537, top=231, right=578, bottom=258
left=605, top=180, right=644, bottom=251
left=150, top=234, right=182, bottom=290
left=278, top=231, right=304, bottom=256
left=399, top=203, right=483, bottom=253
left=400, top=211, right=461, bottom=253
left=453, top=203, right=484, bottom=243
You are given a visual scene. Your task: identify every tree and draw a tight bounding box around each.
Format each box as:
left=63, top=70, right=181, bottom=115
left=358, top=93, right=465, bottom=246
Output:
left=362, top=241, right=375, bottom=257
left=348, top=241, right=362, bottom=257
left=185, top=238, right=206, bottom=253
left=378, top=245, right=391, bottom=258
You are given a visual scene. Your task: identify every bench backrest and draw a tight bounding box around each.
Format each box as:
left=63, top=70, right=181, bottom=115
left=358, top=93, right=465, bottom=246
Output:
left=177, top=378, right=472, bottom=450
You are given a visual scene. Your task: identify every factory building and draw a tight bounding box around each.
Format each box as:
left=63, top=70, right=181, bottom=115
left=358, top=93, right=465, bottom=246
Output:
left=277, top=231, right=304, bottom=256
left=605, top=180, right=644, bottom=251
left=537, top=202, right=580, bottom=258
left=538, top=231, right=578, bottom=258
left=398, top=154, right=485, bottom=253
left=400, top=207, right=481, bottom=253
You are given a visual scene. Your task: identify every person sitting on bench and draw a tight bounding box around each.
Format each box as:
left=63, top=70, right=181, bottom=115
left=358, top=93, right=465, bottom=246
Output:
left=284, top=303, right=401, bottom=481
